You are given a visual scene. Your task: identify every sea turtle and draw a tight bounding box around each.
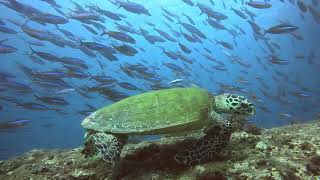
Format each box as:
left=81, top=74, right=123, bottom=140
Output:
left=81, top=87, right=255, bottom=166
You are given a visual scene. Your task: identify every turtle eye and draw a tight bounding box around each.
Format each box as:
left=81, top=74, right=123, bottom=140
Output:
left=240, top=102, right=249, bottom=108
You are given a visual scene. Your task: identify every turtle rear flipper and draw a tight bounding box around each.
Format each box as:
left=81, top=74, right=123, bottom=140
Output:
left=175, top=121, right=231, bottom=166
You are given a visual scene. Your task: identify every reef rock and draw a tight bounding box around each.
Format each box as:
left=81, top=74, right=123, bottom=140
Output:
left=1, top=119, right=320, bottom=180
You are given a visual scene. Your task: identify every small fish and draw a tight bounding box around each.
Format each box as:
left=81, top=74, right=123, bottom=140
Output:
left=77, top=110, right=93, bottom=116
left=32, top=70, right=69, bottom=79
left=0, top=25, right=18, bottom=34
left=41, top=123, right=56, bottom=128
left=279, top=113, right=293, bottom=119
left=215, top=40, right=234, bottom=50
left=176, top=53, right=193, bottom=64
left=89, top=75, right=117, bottom=84
left=158, top=46, right=178, bottom=60
left=207, top=18, right=227, bottom=30
left=180, top=28, right=197, bottom=43
left=79, top=41, right=106, bottom=51
left=98, top=48, right=118, bottom=62
left=168, top=79, right=183, bottom=84
left=41, top=0, right=62, bottom=8
left=297, top=0, right=308, bottom=12
left=268, top=56, right=289, bottom=65
left=112, top=44, right=138, bottom=56
left=29, top=46, right=59, bottom=62
left=0, top=44, right=17, bottom=53
left=178, top=20, right=207, bottom=39
left=258, top=106, right=271, bottom=113
left=231, top=7, right=247, bottom=19
left=0, top=95, right=19, bottom=104
left=203, top=47, right=212, bottom=54
left=146, top=21, right=155, bottom=27
left=69, top=12, right=102, bottom=22
left=308, top=5, right=320, bottom=24
left=143, top=34, right=166, bottom=44
left=117, top=1, right=151, bottom=16
left=59, top=57, right=88, bottom=69
left=78, top=45, right=97, bottom=58
left=170, top=30, right=181, bottom=37
left=264, top=24, right=298, bottom=35
left=91, top=7, right=122, bottom=21
left=16, top=102, right=51, bottom=111
left=290, top=92, right=311, bottom=98
left=154, top=28, right=177, bottom=42
left=115, top=22, right=141, bottom=35
left=212, top=65, right=228, bottom=71
left=34, top=95, right=69, bottom=105
left=222, top=1, right=226, bottom=9
left=33, top=78, right=71, bottom=90
left=182, top=13, right=195, bottom=25
left=246, top=1, right=272, bottom=9
left=162, top=8, right=179, bottom=19
left=178, top=41, right=192, bottom=54
left=7, top=119, right=31, bottom=127
left=26, top=40, right=45, bottom=47
left=163, top=13, right=174, bottom=23
left=0, top=119, right=32, bottom=130
left=101, top=30, right=136, bottom=44
left=82, top=20, right=106, bottom=30
left=247, top=20, right=262, bottom=34
left=182, top=0, right=194, bottom=6
left=118, top=82, right=141, bottom=91
left=197, top=2, right=228, bottom=20
left=30, top=13, right=68, bottom=25
left=85, top=104, right=97, bottom=111
left=54, top=88, right=75, bottom=94
left=0, top=81, right=33, bottom=93
left=0, top=19, right=5, bottom=25
left=82, top=24, right=98, bottom=35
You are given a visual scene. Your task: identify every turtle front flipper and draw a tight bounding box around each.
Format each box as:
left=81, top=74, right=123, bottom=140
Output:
left=174, top=118, right=232, bottom=166
left=82, top=132, right=126, bottom=165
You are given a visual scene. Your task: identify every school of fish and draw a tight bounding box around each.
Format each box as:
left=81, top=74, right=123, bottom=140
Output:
left=0, top=0, right=319, bottom=133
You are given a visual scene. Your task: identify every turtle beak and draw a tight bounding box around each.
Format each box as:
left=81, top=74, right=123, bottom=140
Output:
left=251, top=108, right=256, bottom=116
left=84, top=131, right=89, bottom=140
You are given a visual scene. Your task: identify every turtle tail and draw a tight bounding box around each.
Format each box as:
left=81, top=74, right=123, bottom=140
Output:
left=174, top=122, right=231, bottom=166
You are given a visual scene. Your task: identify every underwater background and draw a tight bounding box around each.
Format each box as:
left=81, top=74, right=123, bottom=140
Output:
left=0, top=0, right=319, bottom=161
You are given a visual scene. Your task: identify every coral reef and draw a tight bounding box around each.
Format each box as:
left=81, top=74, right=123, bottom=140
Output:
left=1, top=119, right=320, bottom=180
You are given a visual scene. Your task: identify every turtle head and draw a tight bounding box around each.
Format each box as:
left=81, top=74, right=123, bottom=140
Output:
left=213, top=93, right=255, bottom=116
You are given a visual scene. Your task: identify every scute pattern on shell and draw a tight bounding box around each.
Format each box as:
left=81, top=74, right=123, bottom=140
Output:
left=81, top=87, right=212, bottom=135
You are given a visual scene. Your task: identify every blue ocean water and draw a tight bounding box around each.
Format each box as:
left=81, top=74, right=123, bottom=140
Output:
left=0, top=0, right=319, bottom=160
